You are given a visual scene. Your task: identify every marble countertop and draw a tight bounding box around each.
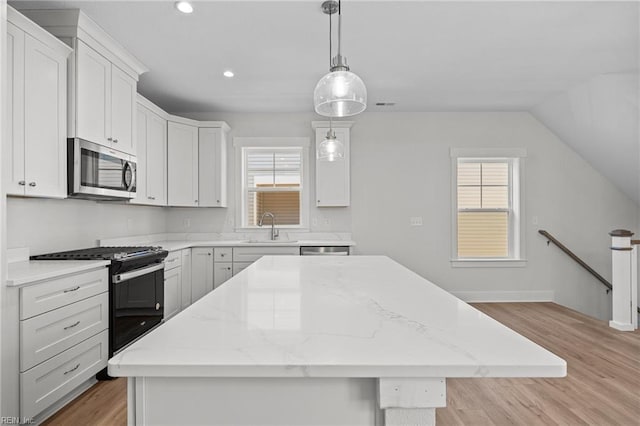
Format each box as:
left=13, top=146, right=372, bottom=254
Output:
left=108, top=256, right=566, bottom=379
left=7, top=260, right=111, bottom=287
left=154, top=239, right=356, bottom=252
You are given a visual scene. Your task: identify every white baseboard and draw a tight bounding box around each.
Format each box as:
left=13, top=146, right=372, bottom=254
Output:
left=451, top=290, right=555, bottom=303
left=608, top=320, right=636, bottom=332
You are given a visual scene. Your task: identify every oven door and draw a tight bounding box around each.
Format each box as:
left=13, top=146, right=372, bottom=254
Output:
left=69, top=138, right=136, bottom=199
left=112, top=263, right=164, bottom=353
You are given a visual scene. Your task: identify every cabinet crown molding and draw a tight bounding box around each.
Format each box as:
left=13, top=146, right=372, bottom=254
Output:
left=7, top=7, right=72, bottom=57
left=20, top=9, right=149, bottom=78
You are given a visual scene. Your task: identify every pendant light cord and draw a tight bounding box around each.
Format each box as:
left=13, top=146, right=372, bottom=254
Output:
left=328, top=5, right=332, bottom=68
left=337, top=0, right=342, bottom=58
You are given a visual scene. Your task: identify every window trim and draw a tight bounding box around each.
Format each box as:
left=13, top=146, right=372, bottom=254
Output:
left=450, top=148, right=527, bottom=268
left=234, top=137, right=310, bottom=231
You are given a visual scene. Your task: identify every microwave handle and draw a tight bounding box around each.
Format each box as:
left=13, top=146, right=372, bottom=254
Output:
left=123, top=161, right=136, bottom=192
left=113, top=263, right=165, bottom=284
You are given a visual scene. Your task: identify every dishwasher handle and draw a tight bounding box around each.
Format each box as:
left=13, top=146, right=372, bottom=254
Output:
left=300, top=246, right=350, bottom=256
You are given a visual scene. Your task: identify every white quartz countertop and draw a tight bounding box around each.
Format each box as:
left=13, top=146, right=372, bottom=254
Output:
left=151, top=240, right=356, bottom=252
left=109, top=256, right=566, bottom=379
left=6, top=260, right=111, bottom=287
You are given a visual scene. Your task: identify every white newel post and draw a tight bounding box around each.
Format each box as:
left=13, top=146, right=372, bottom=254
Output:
left=609, top=229, right=637, bottom=331
left=378, top=378, right=446, bottom=426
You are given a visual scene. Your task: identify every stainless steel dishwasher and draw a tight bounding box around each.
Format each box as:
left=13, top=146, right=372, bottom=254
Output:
left=300, top=246, right=350, bottom=256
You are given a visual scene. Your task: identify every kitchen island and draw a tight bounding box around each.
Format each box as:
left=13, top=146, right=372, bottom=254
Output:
left=108, top=256, right=566, bottom=425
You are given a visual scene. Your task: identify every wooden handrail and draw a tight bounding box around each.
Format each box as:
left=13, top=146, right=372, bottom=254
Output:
left=632, top=240, right=640, bottom=246
left=538, top=230, right=612, bottom=291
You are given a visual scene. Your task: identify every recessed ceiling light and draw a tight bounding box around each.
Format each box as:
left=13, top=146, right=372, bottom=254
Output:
left=175, top=1, right=194, bottom=14
left=223, top=70, right=235, bottom=78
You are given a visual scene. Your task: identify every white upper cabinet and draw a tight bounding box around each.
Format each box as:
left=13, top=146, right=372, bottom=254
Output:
left=75, top=41, right=136, bottom=154
left=313, top=122, right=353, bottom=207
left=133, top=98, right=167, bottom=206
left=198, top=127, right=228, bottom=207
left=6, top=9, right=72, bottom=198
left=168, top=121, right=199, bottom=207
left=110, top=65, right=136, bottom=153
left=21, top=9, right=148, bottom=156
left=76, top=40, right=110, bottom=147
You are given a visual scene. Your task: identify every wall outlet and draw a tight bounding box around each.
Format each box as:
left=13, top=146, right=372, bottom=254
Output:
left=226, top=217, right=234, bottom=226
left=410, top=216, right=423, bottom=226
left=324, top=219, right=331, bottom=226
left=127, top=218, right=133, bottom=230
left=532, top=216, right=539, bottom=226
left=184, top=218, right=191, bottom=228
left=312, top=217, right=318, bottom=226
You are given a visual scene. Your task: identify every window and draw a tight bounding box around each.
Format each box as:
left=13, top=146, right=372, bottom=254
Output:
left=451, top=148, right=526, bottom=266
left=236, top=138, right=309, bottom=229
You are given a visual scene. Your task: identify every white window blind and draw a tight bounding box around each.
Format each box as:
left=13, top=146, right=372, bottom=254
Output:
left=243, top=148, right=302, bottom=227
left=457, top=159, right=513, bottom=258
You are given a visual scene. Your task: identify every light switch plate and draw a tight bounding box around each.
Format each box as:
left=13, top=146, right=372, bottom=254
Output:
left=410, top=217, right=423, bottom=226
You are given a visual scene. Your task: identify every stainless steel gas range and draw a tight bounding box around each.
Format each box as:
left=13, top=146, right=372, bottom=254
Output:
left=31, top=246, right=168, bottom=379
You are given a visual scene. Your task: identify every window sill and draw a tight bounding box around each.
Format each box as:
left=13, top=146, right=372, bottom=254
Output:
left=450, top=259, right=527, bottom=268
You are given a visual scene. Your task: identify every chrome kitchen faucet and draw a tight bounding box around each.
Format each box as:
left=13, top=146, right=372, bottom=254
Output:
left=258, top=212, right=279, bottom=240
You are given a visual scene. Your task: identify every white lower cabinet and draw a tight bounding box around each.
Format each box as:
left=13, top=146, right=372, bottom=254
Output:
left=21, top=330, right=108, bottom=419
left=14, top=267, right=109, bottom=420
left=163, top=267, right=182, bottom=321
left=180, top=249, right=192, bottom=309
left=191, top=248, right=214, bottom=303
left=214, top=262, right=233, bottom=288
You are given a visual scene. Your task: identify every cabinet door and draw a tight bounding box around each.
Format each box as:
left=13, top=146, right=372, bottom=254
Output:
left=6, top=23, right=25, bottom=195
left=214, top=262, right=233, bottom=288
left=23, top=34, right=68, bottom=198
left=191, top=248, right=214, bottom=303
left=315, top=128, right=350, bottom=207
left=198, top=128, right=227, bottom=207
left=168, top=121, right=199, bottom=206
left=180, top=250, right=192, bottom=309
left=76, top=41, right=111, bottom=146
left=146, top=111, right=167, bottom=205
left=110, top=65, right=136, bottom=154
left=164, top=268, right=181, bottom=320
left=132, top=105, right=148, bottom=204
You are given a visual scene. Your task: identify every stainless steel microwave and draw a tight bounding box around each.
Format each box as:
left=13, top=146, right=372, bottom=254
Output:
left=68, top=138, right=136, bottom=200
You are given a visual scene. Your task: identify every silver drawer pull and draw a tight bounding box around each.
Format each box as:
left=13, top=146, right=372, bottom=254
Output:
left=64, top=321, right=80, bottom=330
left=64, top=286, right=80, bottom=293
left=63, top=363, right=80, bottom=375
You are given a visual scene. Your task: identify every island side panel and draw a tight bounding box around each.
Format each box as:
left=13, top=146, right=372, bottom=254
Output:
left=131, top=377, right=383, bottom=426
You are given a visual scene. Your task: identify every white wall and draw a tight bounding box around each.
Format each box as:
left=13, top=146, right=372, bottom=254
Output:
left=348, top=112, right=636, bottom=320
left=166, top=112, right=351, bottom=235
left=6, top=198, right=166, bottom=255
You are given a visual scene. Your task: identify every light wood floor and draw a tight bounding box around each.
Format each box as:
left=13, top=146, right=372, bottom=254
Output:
left=43, top=302, right=640, bottom=426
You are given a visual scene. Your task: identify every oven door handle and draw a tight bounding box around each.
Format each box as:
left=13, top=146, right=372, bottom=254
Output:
left=113, top=263, right=165, bottom=284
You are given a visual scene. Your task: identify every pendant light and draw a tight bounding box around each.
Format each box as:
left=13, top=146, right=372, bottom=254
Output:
left=317, top=118, right=344, bottom=162
left=314, top=0, right=367, bottom=118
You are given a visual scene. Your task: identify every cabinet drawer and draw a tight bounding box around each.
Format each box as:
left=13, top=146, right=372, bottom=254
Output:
left=20, top=292, right=108, bottom=372
left=20, top=330, right=108, bottom=419
left=214, top=247, right=232, bottom=262
left=232, top=247, right=299, bottom=263
left=20, top=268, right=108, bottom=320
left=164, top=250, right=182, bottom=270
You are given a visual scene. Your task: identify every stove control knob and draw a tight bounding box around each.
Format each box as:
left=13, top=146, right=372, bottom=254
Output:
left=155, top=303, right=160, bottom=310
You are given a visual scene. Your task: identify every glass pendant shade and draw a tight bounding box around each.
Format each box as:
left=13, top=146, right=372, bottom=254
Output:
left=317, top=131, right=344, bottom=162
left=314, top=70, right=367, bottom=117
